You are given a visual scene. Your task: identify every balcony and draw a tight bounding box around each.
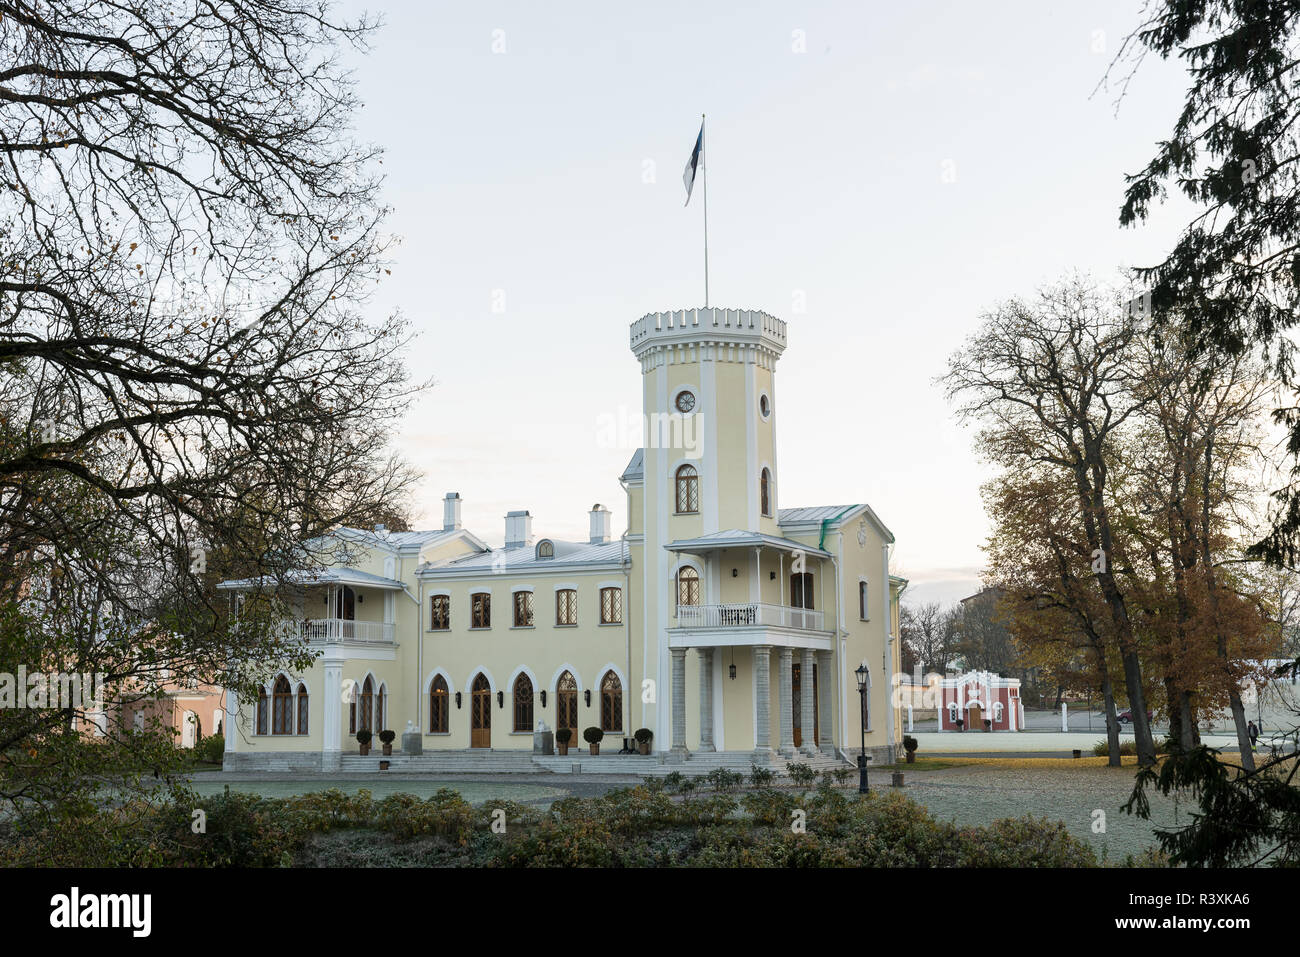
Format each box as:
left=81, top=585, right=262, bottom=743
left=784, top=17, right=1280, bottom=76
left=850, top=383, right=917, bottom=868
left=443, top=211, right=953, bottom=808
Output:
left=675, top=602, right=825, bottom=632
left=299, top=618, right=394, bottom=644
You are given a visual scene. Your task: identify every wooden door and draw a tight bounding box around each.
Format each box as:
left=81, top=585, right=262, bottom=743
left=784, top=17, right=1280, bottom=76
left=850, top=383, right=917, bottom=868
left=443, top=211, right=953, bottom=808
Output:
left=556, top=671, right=578, bottom=748
left=968, top=704, right=982, bottom=729
left=791, top=663, right=802, bottom=748
left=812, top=664, right=819, bottom=746
left=470, top=673, right=491, bottom=748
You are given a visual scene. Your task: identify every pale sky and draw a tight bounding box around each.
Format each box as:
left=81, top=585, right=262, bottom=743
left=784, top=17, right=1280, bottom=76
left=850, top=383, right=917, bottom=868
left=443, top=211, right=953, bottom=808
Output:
left=338, top=0, right=1195, bottom=607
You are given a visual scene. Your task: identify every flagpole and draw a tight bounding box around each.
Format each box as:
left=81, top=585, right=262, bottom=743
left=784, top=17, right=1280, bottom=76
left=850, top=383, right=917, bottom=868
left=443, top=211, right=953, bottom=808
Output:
left=702, top=113, right=709, bottom=308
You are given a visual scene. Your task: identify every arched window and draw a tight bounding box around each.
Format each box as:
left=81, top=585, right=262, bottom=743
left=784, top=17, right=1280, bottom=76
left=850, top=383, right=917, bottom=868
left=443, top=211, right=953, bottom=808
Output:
left=760, top=468, right=772, bottom=517
left=256, top=688, right=268, bottom=735
left=375, top=683, right=386, bottom=732
left=993, top=702, right=1004, bottom=721
left=334, top=585, right=356, bottom=621
left=513, top=674, right=534, bottom=732
left=556, top=671, right=578, bottom=742
left=859, top=580, right=869, bottom=620
left=430, top=675, right=449, bottom=733
left=272, top=675, right=293, bottom=735
left=675, top=464, right=699, bottom=513
left=296, top=682, right=309, bottom=735
left=677, top=567, right=700, bottom=607
left=536, top=540, right=554, bottom=559
left=358, top=676, right=374, bottom=734
left=600, top=671, right=623, bottom=733
left=556, top=588, right=577, bottom=625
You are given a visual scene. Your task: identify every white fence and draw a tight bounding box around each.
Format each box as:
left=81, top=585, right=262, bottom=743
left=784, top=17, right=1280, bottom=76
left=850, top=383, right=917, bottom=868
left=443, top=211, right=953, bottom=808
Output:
left=675, top=602, right=824, bottom=631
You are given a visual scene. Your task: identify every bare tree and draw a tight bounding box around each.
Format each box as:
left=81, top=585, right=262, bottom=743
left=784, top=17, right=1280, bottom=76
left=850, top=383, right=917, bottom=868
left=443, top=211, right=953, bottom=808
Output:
left=0, top=1, right=421, bottom=814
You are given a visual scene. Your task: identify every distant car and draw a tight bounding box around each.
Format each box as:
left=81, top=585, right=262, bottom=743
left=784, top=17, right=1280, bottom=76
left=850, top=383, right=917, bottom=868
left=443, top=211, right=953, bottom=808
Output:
left=1117, top=709, right=1153, bottom=725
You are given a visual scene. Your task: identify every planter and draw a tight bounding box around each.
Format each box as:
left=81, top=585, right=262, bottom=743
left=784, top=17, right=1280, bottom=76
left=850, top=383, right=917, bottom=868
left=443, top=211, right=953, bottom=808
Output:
left=359, top=743, right=370, bottom=756
left=558, top=742, right=569, bottom=756
left=379, top=760, right=390, bottom=771
left=589, top=743, right=599, bottom=756
left=382, top=743, right=392, bottom=756
left=891, top=772, right=905, bottom=787
left=637, top=741, right=650, bottom=755
left=905, top=751, right=916, bottom=764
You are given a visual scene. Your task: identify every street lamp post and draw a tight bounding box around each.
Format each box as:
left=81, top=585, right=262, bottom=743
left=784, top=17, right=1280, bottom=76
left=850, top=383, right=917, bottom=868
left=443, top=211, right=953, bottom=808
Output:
left=855, top=664, right=870, bottom=794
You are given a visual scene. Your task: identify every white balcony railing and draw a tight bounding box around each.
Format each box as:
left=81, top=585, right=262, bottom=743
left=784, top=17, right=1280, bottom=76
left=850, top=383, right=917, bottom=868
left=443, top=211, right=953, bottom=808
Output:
left=674, top=602, right=825, bottom=632
left=299, top=618, right=395, bottom=643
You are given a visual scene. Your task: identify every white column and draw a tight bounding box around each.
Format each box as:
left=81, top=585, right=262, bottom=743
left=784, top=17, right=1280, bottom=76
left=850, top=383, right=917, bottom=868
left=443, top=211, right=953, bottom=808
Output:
left=323, top=658, right=342, bottom=771
left=907, top=704, right=914, bottom=733
left=753, top=645, right=773, bottom=761
left=670, top=647, right=688, bottom=757
left=1061, top=701, right=1068, bottom=732
left=698, top=648, right=715, bottom=752
left=800, top=648, right=817, bottom=756
left=778, top=648, right=795, bottom=757
left=817, top=651, right=835, bottom=756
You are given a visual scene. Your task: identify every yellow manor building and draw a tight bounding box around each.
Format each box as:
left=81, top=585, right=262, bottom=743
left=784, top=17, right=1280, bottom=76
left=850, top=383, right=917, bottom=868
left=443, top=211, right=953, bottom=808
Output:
left=220, top=307, right=906, bottom=773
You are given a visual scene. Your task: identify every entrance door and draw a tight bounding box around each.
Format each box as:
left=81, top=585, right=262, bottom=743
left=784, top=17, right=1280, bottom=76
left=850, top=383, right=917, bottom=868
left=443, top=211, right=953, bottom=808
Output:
left=470, top=673, right=491, bottom=748
left=792, top=663, right=803, bottom=748
left=812, top=664, right=819, bottom=746
left=968, top=703, right=983, bottom=729
left=556, top=671, right=578, bottom=747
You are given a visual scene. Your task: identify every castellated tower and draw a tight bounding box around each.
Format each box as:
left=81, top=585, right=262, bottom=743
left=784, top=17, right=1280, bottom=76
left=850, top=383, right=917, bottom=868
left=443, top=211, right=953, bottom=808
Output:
left=629, top=307, right=790, bottom=758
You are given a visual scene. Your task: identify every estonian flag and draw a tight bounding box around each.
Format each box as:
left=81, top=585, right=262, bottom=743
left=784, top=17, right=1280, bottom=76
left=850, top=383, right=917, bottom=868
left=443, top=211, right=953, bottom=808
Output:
left=683, top=121, right=704, bottom=206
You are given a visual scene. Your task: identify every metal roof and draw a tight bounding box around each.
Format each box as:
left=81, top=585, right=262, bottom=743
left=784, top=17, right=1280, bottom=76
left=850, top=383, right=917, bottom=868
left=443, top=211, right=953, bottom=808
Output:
left=216, top=567, right=407, bottom=591
left=779, top=503, right=894, bottom=544
left=665, top=529, right=832, bottom=559
left=420, top=539, right=627, bottom=576
left=620, top=448, right=644, bottom=482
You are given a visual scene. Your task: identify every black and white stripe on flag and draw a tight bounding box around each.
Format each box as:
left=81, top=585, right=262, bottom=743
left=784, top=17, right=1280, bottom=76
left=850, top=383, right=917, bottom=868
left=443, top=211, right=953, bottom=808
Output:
left=683, top=121, right=704, bottom=206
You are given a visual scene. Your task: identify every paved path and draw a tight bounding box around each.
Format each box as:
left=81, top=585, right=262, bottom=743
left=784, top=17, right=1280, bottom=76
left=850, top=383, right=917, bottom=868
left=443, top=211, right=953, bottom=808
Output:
left=909, top=730, right=1242, bottom=754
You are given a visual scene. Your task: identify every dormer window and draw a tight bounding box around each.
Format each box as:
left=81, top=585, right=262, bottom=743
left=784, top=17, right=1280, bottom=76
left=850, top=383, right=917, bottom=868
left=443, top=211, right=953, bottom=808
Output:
left=536, top=540, right=554, bottom=559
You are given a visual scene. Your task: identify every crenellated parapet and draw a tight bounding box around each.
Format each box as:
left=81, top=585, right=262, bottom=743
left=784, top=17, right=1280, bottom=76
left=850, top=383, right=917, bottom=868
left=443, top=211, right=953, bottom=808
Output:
left=629, top=307, right=786, bottom=369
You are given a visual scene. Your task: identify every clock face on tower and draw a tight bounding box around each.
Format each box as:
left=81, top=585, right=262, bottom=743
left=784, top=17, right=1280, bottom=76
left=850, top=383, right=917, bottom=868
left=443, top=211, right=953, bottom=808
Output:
left=675, top=390, right=696, bottom=413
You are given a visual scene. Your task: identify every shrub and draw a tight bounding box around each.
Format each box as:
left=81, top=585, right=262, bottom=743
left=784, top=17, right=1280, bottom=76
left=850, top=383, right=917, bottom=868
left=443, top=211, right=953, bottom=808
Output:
left=749, top=763, right=775, bottom=788
left=195, top=733, right=224, bottom=765
left=704, top=767, right=743, bottom=792
left=1092, top=739, right=1137, bottom=757
left=662, top=771, right=684, bottom=791
left=833, top=767, right=854, bottom=787
left=378, top=729, right=396, bottom=745
left=903, top=735, right=918, bottom=753
left=583, top=726, right=603, bottom=745
left=356, top=729, right=372, bottom=745
left=634, top=728, right=653, bottom=744
left=555, top=727, right=573, bottom=745
left=786, top=762, right=817, bottom=788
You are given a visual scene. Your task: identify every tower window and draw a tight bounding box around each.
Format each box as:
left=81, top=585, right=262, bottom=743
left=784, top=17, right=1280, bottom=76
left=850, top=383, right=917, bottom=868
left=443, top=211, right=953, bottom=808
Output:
left=760, top=393, right=770, bottom=418
left=675, top=390, right=696, bottom=413
left=760, top=468, right=772, bottom=517
left=677, top=567, right=700, bottom=607
left=675, top=464, right=699, bottom=513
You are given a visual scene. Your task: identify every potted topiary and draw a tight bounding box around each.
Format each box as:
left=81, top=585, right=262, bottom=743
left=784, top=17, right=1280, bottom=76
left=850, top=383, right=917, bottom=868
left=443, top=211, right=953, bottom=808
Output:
left=356, top=729, right=372, bottom=756
left=955, top=717, right=964, bottom=732
left=984, top=718, right=992, bottom=732
left=556, top=727, right=572, bottom=756
left=583, top=726, right=603, bottom=756
left=634, top=728, right=653, bottom=755
left=379, top=729, right=396, bottom=756
left=903, top=735, right=918, bottom=763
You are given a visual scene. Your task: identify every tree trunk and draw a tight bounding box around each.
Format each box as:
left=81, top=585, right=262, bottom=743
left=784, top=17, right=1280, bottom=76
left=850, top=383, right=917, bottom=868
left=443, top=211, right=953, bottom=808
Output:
left=1096, top=648, right=1122, bottom=767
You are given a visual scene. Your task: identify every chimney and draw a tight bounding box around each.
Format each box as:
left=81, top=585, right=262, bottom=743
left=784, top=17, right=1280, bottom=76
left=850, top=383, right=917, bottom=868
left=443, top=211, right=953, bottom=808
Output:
left=589, top=503, right=611, bottom=544
left=504, top=510, right=532, bottom=549
left=443, top=492, right=462, bottom=531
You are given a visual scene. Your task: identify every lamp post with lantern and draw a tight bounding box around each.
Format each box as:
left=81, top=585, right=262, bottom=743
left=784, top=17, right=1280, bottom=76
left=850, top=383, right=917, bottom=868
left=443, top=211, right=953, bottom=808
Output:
left=855, top=663, right=870, bottom=794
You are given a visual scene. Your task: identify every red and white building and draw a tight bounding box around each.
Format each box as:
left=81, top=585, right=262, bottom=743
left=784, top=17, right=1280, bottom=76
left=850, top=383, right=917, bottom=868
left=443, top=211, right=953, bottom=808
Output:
left=938, top=670, right=1022, bottom=732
